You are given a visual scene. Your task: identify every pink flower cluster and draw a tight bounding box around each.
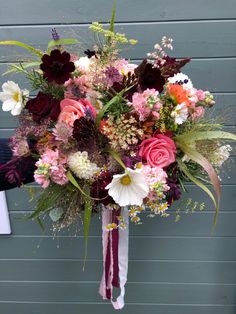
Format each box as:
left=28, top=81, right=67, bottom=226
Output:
left=34, top=149, right=68, bottom=188
left=131, top=89, right=161, bottom=121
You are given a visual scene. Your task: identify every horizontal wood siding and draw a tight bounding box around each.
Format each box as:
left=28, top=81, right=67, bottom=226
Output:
left=0, top=1, right=236, bottom=313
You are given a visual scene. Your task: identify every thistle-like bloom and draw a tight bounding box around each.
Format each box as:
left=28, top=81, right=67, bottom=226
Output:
left=0, top=81, right=29, bottom=115
left=105, top=168, right=149, bottom=207
left=40, top=49, right=75, bottom=84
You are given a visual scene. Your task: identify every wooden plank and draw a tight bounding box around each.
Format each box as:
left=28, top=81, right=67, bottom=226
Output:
left=8, top=211, right=236, bottom=237
left=0, top=21, right=236, bottom=61
left=0, top=0, right=236, bottom=25
left=0, top=58, right=236, bottom=93
left=0, top=236, right=235, bottom=260
left=0, top=281, right=235, bottom=304
left=0, top=259, right=236, bottom=284
left=0, top=303, right=235, bottom=314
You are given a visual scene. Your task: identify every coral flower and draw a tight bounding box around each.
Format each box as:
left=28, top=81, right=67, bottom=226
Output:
left=167, top=84, right=190, bottom=106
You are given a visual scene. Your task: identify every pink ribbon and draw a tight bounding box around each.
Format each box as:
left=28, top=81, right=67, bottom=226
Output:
left=99, top=206, right=129, bottom=310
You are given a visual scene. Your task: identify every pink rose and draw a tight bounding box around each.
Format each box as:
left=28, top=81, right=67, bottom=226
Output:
left=58, top=98, right=96, bottom=126
left=139, top=133, right=176, bottom=168
left=58, top=99, right=85, bottom=126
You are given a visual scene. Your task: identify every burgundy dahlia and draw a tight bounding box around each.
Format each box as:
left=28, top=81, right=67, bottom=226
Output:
left=26, top=92, right=61, bottom=123
left=135, top=59, right=166, bottom=92
left=40, top=49, right=75, bottom=84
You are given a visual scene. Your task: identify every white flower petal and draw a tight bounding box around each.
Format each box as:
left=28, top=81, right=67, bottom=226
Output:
left=0, top=92, right=10, bottom=102
left=2, top=99, right=16, bottom=111
left=106, top=169, right=149, bottom=207
left=2, top=81, right=19, bottom=94
left=11, top=105, right=22, bottom=116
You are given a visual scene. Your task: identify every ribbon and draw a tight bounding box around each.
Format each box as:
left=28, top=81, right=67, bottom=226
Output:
left=99, top=206, right=129, bottom=310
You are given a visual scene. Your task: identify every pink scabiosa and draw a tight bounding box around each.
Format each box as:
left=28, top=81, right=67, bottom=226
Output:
left=52, top=122, right=73, bottom=143
left=104, top=66, right=123, bottom=87
left=12, top=139, right=30, bottom=157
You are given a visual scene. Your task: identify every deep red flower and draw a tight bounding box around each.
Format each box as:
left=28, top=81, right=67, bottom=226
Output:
left=0, top=156, right=36, bottom=190
left=135, top=59, right=166, bottom=92
left=26, top=92, right=61, bottom=123
left=91, top=171, right=113, bottom=206
left=40, top=49, right=75, bottom=84
left=161, top=56, right=191, bottom=77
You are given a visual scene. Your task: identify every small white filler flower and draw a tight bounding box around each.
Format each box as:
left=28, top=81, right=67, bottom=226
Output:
left=171, top=102, right=188, bottom=125
left=105, top=168, right=149, bottom=207
left=0, top=81, right=29, bottom=115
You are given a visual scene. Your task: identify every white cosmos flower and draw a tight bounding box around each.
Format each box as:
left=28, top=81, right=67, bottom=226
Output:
left=105, top=168, right=149, bottom=207
left=171, top=102, right=188, bottom=125
left=0, top=81, right=29, bottom=116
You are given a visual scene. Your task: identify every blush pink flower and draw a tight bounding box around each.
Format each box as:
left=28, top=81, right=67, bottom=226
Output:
left=114, top=59, right=137, bottom=75
left=34, top=149, right=68, bottom=188
left=58, top=98, right=96, bottom=126
left=191, top=106, right=205, bottom=121
left=142, top=165, right=168, bottom=187
left=58, top=99, right=85, bottom=126
left=131, top=89, right=161, bottom=121
left=34, top=173, right=50, bottom=189
left=12, top=139, right=29, bottom=157
left=50, top=164, right=68, bottom=185
left=139, top=133, right=176, bottom=168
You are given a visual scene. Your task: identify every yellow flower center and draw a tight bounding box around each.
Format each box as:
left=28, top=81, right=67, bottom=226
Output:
left=13, top=92, right=20, bottom=102
left=120, top=174, right=132, bottom=185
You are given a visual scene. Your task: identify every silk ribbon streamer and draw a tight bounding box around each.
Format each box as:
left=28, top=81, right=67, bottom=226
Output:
left=99, top=206, right=129, bottom=310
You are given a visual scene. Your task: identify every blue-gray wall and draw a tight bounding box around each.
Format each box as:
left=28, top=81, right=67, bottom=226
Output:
left=0, top=1, right=236, bottom=313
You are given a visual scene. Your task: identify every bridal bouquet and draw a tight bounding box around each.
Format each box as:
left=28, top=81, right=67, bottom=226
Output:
left=0, top=3, right=235, bottom=309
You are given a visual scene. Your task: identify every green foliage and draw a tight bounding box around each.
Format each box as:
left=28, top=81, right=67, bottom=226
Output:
left=47, top=38, right=79, bottom=49
left=0, top=40, right=43, bottom=57
left=28, top=184, right=66, bottom=221
left=26, top=70, right=65, bottom=99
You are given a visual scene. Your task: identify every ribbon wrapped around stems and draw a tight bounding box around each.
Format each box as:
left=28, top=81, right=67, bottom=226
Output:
left=99, top=206, right=129, bottom=310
